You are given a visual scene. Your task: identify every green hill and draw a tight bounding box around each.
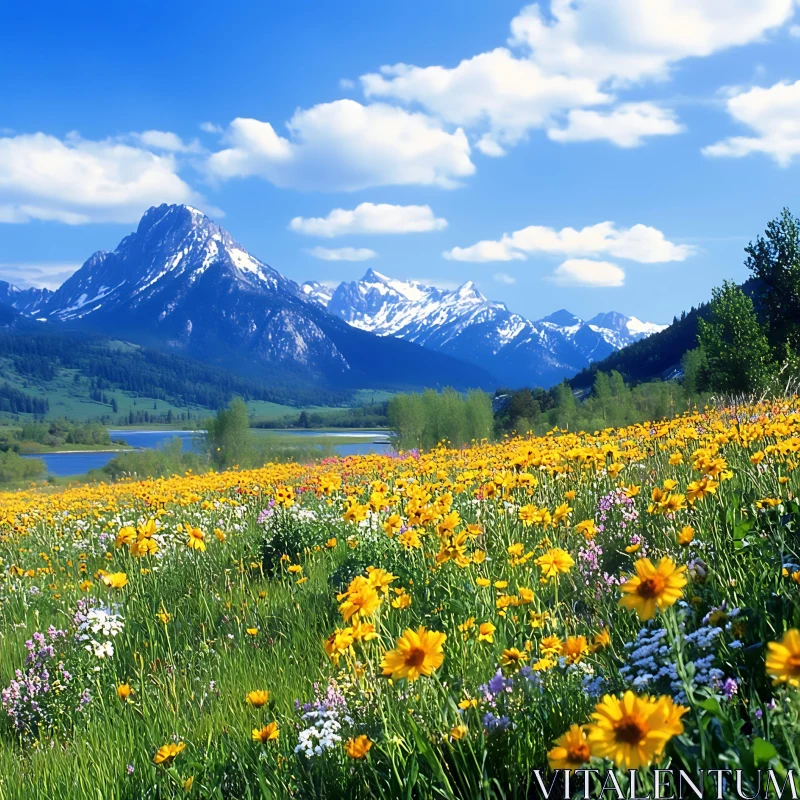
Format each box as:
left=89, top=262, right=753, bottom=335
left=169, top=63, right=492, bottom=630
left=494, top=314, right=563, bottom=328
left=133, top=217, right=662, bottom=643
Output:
left=0, top=330, right=352, bottom=424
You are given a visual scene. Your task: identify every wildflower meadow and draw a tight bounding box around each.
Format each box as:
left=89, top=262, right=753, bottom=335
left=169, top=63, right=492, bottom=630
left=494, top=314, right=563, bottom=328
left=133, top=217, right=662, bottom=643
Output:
left=1, top=400, right=799, bottom=798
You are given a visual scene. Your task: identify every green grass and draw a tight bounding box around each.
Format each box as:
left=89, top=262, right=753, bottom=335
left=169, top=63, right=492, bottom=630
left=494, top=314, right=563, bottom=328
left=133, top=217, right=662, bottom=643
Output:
left=15, top=441, right=134, bottom=455
left=245, top=400, right=335, bottom=424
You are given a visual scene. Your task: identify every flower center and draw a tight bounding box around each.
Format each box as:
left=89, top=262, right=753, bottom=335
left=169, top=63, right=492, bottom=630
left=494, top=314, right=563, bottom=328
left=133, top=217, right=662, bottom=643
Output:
left=788, top=654, right=800, bottom=675
left=637, top=575, right=665, bottom=599
left=614, top=715, right=647, bottom=745
left=406, top=647, right=427, bottom=668
left=568, top=742, right=591, bottom=762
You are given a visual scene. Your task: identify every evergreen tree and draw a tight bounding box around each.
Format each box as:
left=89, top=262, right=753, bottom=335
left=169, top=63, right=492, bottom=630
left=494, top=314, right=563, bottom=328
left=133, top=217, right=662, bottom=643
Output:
left=698, top=281, right=775, bottom=393
left=745, top=208, right=800, bottom=355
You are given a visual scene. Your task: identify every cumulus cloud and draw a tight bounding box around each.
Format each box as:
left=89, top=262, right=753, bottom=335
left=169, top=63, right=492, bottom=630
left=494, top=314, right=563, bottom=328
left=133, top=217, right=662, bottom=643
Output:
left=445, top=221, right=695, bottom=263
left=355, top=1, right=796, bottom=157
left=551, top=258, right=625, bottom=287
left=547, top=102, right=684, bottom=147
left=290, top=202, right=447, bottom=237
left=306, top=246, right=378, bottom=261
left=206, top=100, right=475, bottom=191
left=361, top=47, right=609, bottom=150
left=200, top=122, right=223, bottom=134
left=444, top=238, right=527, bottom=263
left=0, top=132, right=206, bottom=224
left=493, top=272, right=517, bottom=284
left=702, top=79, right=800, bottom=165
left=133, top=130, right=202, bottom=153
left=509, top=0, right=796, bottom=85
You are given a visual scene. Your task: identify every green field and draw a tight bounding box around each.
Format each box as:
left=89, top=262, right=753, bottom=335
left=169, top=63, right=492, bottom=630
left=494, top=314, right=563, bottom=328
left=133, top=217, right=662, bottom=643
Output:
left=0, top=360, right=206, bottom=422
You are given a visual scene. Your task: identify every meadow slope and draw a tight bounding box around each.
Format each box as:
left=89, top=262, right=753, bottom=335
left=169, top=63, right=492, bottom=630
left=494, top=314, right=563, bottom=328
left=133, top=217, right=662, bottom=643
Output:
left=0, top=402, right=799, bottom=798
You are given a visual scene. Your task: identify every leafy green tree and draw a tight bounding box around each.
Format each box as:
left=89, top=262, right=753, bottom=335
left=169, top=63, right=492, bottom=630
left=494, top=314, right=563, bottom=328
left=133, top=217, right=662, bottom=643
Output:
left=697, top=281, right=775, bottom=393
left=681, top=347, right=709, bottom=395
left=548, top=382, right=577, bottom=429
left=745, top=208, right=800, bottom=357
left=463, top=389, right=494, bottom=443
left=205, top=397, right=251, bottom=469
left=387, top=393, right=426, bottom=450
left=388, top=389, right=492, bottom=450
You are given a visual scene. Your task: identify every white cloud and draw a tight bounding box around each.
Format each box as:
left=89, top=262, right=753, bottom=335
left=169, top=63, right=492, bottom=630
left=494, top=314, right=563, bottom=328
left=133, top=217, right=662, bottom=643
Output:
left=133, top=130, right=201, bottom=153
left=339, top=78, right=355, bottom=90
left=493, top=272, right=517, bottom=284
left=306, top=246, right=378, bottom=261
left=361, top=47, right=609, bottom=150
left=0, top=132, right=206, bottom=224
left=290, top=202, right=447, bottom=237
left=355, top=1, right=795, bottom=157
left=791, top=24, right=800, bottom=36
left=547, top=102, right=684, bottom=147
left=206, top=100, right=475, bottom=191
left=476, top=136, right=507, bottom=157
left=444, top=238, right=527, bottom=263
left=509, top=0, right=797, bottom=85
left=0, top=261, right=80, bottom=289
left=200, top=122, right=223, bottom=134
left=445, top=221, right=695, bottom=263
left=551, top=258, right=625, bottom=287
left=702, top=79, right=800, bottom=165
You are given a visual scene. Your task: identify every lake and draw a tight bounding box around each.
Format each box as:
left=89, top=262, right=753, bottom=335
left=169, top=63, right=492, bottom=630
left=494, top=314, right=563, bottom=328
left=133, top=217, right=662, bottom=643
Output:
left=25, top=429, right=393, bottom=477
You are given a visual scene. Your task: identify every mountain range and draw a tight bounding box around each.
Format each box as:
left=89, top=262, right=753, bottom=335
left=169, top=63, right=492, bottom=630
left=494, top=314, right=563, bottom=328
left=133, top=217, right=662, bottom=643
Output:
left=302, top=269, right=665, bottom=387
left=2, top=205, right=495, bottom=392
left=1, top=205, right=666, bottom=393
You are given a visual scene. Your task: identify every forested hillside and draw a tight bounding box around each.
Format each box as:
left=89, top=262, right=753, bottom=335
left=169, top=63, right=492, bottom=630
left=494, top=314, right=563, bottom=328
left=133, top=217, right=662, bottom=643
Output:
left=0, top=331, right=352, bottom=420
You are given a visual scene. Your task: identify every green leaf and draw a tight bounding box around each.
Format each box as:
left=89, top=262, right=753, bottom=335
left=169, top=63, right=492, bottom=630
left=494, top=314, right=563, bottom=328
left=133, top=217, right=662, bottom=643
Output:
left=698, top=697, right=722, bottom=714
left=733, top=518, right=754, bottom=550
left=752, top=737, right=778, bottom=767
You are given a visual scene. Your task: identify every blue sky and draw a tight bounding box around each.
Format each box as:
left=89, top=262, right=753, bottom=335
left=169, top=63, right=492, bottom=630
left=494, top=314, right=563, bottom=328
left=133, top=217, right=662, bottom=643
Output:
left=2, top=0, right=800, bottom=324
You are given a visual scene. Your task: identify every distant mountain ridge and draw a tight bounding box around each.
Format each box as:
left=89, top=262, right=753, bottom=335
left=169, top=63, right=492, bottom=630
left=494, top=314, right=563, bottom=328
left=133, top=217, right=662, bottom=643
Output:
left=4, top=205, right=497, bottom=393
left=302, top=269, right=666, bottom=387
left=0, top=281, right=51, bottom=317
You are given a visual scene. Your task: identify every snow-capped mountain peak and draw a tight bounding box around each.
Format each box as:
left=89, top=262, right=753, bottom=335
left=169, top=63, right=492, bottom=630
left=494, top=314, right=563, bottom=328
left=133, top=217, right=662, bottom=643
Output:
left=585, top=310, right=668, bottom=349
left=0, top=280, right=52, bottom=316
left=310, top=271, right=666, bottom=387
left=44, top=204, right=288, bottom=323
left=625, top=316, right=668, bottom=337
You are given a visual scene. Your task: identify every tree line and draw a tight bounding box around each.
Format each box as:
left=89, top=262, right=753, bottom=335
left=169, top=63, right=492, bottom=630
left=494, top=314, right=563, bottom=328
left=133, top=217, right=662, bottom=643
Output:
left=0, top=383, right=49, bottom=415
